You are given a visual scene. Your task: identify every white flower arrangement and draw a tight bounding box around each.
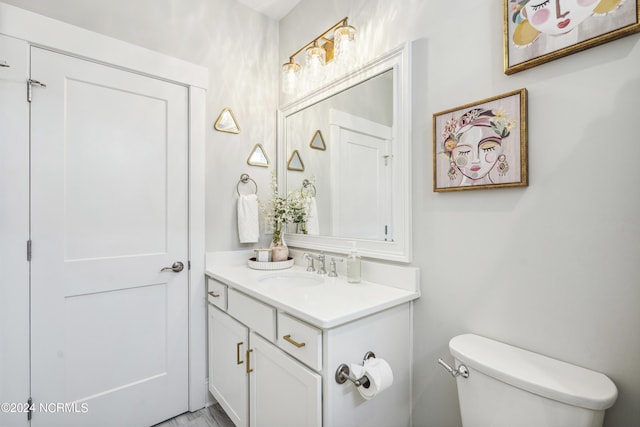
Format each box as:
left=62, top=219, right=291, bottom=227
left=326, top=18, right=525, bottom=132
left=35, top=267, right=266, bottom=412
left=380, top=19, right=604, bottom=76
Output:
left=261, top=174, right=315, bottom=244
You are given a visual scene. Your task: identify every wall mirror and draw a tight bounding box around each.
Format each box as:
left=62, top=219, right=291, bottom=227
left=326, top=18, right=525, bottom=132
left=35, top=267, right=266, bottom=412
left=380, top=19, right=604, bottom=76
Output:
left=277, top=44, right=411, bottom=262
left=214, top=107, right=240, bottom=133
left=287, top=150, right=305, bottom=171
left=247, top=144, right=269, bottom=167
left=309, top=130, right=326, bottom=150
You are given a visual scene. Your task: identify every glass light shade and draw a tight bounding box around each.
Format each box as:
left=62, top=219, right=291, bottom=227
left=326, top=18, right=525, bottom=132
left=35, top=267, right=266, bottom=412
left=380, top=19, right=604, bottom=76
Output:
left=281, top=61, right=300, bottom=95
left=333, top=24, right=357, bottom=67
left=305, top=44, right=326, bottom=87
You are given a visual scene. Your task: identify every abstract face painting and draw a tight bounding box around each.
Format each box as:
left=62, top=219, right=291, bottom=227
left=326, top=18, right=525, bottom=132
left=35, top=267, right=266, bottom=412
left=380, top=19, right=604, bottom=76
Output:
left=505, top=0, right=639, bottom=73
left=433, top=90, right=528, bottom=192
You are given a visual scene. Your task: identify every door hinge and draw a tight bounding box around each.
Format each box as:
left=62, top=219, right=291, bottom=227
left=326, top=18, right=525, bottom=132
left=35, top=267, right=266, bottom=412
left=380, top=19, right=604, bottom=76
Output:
left=27, top=240, right=32, bottom=261
left=27, top=79, right=47, bottom=103
left=27, top=397, right=33, bottom=421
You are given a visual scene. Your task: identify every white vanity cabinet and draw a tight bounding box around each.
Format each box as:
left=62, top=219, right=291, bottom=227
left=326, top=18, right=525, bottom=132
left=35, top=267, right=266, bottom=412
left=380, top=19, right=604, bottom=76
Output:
left=207, top=278, right=321, bottom=427
left=206, top=269, right=415, bottom=427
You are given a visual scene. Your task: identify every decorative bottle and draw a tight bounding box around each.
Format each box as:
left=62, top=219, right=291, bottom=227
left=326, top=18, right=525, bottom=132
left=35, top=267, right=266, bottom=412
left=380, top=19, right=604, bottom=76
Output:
left=346, top=241, right=361, bottom=283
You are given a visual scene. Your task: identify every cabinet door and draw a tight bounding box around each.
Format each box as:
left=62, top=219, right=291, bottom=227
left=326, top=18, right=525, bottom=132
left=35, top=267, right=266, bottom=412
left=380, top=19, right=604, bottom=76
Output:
left=249, top=332, right=321, bottom=427
left=208, top=305, right=249, bottom=427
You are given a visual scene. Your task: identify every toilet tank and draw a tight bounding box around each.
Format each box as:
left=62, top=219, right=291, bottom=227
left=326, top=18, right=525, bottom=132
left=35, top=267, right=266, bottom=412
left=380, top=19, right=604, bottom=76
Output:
left=449, top=334, right=617, bottom=427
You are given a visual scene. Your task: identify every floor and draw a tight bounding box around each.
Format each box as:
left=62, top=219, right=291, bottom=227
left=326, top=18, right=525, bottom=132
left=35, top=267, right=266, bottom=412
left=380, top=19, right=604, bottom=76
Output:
left=152, top=404, right=235, bottom=427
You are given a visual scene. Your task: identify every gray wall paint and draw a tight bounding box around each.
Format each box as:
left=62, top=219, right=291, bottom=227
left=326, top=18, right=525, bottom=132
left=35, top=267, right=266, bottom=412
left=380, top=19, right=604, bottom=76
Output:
left=280, top=1, right=640, bottom=426
left=1, top=0, right=280, bottom=252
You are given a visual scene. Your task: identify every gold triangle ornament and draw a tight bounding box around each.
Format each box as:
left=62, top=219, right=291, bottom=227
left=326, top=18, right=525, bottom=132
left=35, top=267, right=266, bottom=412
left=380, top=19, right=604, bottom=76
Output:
left=247, top=144, right=269, bottom=167
left=309, top=129, right=326, bottom=150
left=287, top=150, right=305, bottom=171
left=214, top=108, right=240, bottom=134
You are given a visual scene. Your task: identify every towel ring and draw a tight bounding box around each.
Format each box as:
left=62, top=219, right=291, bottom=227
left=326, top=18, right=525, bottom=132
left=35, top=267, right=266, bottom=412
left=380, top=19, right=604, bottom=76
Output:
left=237, top=173, right=258, bottom=196
left=302, top=179, right=316, bottom=196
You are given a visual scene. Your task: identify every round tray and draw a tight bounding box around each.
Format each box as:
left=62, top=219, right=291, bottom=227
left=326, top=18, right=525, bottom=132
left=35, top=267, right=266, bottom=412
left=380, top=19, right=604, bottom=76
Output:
left=247, top=257, right=294, bottom=270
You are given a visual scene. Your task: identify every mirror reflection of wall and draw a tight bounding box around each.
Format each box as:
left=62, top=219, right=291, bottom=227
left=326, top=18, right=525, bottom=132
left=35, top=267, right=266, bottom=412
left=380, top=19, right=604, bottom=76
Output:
left=287, top=150, right=305, bottom=171
left=285, top=69, right=393, bottom=240
left=309, top=130, right=326, bottom=150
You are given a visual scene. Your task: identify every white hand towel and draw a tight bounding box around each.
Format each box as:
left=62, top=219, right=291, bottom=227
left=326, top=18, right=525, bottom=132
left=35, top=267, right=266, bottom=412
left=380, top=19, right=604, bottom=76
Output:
left=237, top=194, right=260, bottom=243
left=307, top=196, right=320, bottom=235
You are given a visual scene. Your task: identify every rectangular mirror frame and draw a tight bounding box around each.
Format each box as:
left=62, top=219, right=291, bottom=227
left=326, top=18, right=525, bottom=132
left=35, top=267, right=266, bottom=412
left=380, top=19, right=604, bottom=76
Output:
left=277, top=43, right=412, bottom=262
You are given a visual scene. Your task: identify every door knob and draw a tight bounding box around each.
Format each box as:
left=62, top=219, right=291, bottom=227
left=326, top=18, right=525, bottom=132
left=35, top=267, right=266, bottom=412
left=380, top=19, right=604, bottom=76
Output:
left=161, top=261, right=184, bottom=273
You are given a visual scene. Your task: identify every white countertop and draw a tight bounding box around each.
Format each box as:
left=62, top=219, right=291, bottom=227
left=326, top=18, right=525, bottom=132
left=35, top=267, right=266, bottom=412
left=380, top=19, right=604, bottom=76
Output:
left=205, top=250, right=420, bottom=329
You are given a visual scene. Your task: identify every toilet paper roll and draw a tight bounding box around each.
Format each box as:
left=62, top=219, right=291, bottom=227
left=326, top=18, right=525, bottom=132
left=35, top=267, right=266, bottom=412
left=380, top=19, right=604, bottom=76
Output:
left=350, top=358, right=394, bottom=400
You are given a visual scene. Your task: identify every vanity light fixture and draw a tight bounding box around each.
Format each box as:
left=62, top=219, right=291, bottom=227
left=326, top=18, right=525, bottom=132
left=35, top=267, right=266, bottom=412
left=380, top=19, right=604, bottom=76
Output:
left=281, top=17, right=357, bottom=95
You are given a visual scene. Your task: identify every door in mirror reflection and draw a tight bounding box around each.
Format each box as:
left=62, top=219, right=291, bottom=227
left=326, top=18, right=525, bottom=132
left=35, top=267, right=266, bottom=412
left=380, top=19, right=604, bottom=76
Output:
left=330, top=110, right=392, bottom=240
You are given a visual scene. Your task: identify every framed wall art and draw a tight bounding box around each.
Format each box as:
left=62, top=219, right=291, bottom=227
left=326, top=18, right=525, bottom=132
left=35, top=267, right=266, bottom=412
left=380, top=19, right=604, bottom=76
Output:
left=504, top=0, right=640, bottom=74
left=433, top=89, right=528, bottom=192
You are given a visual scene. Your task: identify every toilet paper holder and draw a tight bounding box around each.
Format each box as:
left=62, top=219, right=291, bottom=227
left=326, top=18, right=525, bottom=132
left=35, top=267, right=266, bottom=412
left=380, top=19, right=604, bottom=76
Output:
left=335, top=351, right=376, bottom=387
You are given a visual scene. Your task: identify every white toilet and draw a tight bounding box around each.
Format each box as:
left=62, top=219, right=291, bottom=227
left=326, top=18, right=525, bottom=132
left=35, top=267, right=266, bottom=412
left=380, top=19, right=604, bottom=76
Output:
left=448, top=334, right=618, bottom=427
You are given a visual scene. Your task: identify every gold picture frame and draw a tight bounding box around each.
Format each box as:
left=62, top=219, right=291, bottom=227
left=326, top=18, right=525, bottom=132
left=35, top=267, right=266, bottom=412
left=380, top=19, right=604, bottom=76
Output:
left=433, top=89, right=528, bottom=192
left=504, top=0, right=640, bottom=74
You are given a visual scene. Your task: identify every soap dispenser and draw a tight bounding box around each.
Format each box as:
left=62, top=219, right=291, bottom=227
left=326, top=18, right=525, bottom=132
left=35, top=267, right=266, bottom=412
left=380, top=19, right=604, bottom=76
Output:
left=346, top=241, right=361, bottom=283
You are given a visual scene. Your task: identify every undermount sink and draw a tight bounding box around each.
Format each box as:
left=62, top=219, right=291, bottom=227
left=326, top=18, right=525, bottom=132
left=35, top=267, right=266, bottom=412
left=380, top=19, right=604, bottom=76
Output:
left=258, top=272, right=324, bottom=287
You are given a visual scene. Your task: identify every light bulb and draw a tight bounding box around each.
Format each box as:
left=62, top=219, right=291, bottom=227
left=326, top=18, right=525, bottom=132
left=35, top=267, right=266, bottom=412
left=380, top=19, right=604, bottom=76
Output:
left=305, top=44, right=326, bottom=87
left=281, top=61, right=300, bottom=95
left=334, top=24, right=356, bottom=68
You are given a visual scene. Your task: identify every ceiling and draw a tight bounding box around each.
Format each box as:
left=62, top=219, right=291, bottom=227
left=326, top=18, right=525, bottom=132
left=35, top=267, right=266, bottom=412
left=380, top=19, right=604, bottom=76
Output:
left=236, top=0, right=301, bottom=20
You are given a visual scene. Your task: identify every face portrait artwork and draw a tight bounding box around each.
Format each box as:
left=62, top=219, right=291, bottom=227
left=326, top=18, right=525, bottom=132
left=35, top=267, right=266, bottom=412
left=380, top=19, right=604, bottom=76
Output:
left=505, top=0, right=639, bottom=72
left=441, top=109, right=513, bottom=187
left=433, top=89, right=527, bottom=192
left=511, top=0, right=623, bottom=46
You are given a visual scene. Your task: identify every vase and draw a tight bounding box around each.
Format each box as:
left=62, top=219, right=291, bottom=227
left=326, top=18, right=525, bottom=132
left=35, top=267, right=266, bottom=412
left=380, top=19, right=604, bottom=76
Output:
left=296, top=222, right=308, bottom=234
left=271, top=223, right=289, bottom=262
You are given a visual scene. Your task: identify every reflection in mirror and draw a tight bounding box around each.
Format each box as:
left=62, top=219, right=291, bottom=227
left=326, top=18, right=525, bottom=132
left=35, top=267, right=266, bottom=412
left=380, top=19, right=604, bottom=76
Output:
left=278, top=44, right=411, bottom=262
left=287, top=150, right=305, bottom=171
left=214, top=108, right=240, bottom=133
left=286, top=70, right=392, bottom=241
left=309, top=130, right=327, bottom=150
left=247, top=144, right=269, bottom=167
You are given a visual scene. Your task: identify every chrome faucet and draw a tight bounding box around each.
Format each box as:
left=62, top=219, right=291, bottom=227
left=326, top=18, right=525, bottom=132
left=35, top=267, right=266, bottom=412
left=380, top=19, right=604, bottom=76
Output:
left=304, top=253, right=315, bottom=272
left=328, top=257, right=344, bottom=277
left=306, top=251, right=326, bottom=275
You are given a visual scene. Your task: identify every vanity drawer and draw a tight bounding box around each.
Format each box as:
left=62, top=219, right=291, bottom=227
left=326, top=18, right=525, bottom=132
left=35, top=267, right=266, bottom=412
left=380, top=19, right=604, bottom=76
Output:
left=277, top=312, right=322, bottom=371
left=207, top=277, right=228, bottom=311
left=227, top=288, right=275, bottom=342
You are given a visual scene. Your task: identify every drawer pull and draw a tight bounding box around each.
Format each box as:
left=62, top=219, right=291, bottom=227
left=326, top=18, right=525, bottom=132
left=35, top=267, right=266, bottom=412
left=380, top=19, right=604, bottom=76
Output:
left=236, top=342, right=244, bottom=365
left=208, top=291, right=220, bottom=298
left=283, top=334, right=306, bottom=348
left=246, top=349, right=254, bottom=374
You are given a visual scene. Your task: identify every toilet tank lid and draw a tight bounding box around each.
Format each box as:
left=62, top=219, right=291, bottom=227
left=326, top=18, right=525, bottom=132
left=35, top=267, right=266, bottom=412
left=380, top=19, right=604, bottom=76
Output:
left=449, top=334, right=618, bottom=411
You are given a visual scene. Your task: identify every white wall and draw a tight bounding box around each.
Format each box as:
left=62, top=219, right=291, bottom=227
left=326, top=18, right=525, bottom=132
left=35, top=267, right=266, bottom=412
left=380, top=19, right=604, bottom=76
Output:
left=280, top=1, right=640, bottom=426
left=1, top=0, right=280, bottom=253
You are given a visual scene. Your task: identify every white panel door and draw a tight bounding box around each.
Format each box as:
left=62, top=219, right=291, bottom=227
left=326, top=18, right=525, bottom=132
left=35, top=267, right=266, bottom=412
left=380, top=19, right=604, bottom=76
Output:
left=0, top=34, right=30, bottom=427
left=30, top=47, right=189, bottom=427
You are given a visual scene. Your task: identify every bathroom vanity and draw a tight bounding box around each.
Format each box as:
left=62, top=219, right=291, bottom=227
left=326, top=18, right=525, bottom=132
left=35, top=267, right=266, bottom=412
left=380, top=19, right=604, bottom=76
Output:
left=205, top=250, right=419, bottom=427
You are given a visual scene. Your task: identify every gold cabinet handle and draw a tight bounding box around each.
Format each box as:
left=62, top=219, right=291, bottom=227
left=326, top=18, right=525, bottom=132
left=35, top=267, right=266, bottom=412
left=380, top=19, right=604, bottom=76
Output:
left=208, top=291, right=220, bottom=298
left=236, top=342, right=244, bottom=365
left=246, top=349, right=254, bottom=374
left=283, top=334, right=306, bottom=348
